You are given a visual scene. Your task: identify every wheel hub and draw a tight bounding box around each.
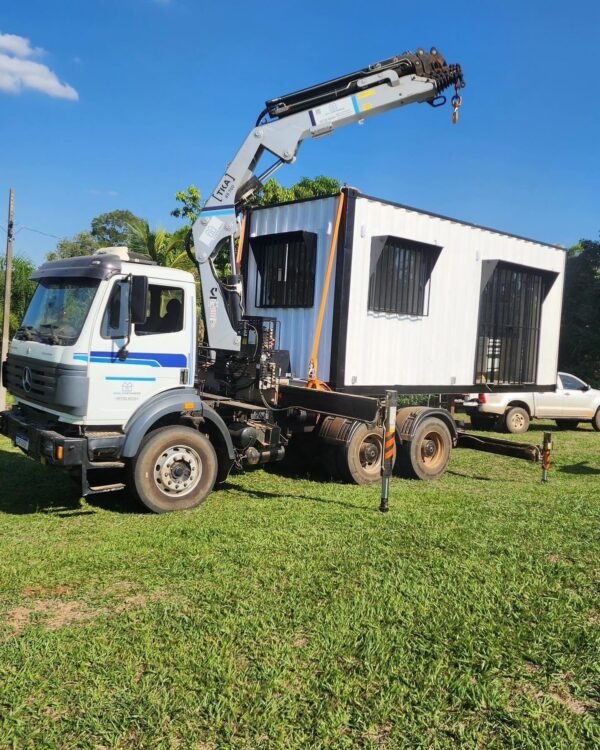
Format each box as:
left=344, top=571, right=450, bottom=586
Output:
left=361, top=442, right=379, bottom=463
left=423, top=439, right=436, bottom=458
left=154, top=445, right=202, bottom=497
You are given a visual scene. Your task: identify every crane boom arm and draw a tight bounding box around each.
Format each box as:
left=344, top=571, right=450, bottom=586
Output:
left=192, top=48, right=464, bottom=351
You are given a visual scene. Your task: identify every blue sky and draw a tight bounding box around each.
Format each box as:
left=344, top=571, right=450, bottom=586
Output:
left=1, top=0, right=599, bottom=263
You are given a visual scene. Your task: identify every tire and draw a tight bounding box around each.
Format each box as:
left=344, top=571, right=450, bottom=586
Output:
left=338, top=423, right=388, bottom=485
left=504, top=407, right=530, bottom=434
left=395, top=417, right=452, bottom=481
left=555, top=420, right=580, bottom=430
left=131, top=425, right=218, bottom=513
left=593, top=409, right=600, bottom=432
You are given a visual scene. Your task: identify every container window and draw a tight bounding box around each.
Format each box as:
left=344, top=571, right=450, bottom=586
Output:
left=251, top=231, right=317, bottom=308
left=475, top=263, right=550, bottom=385
left=135, top=284, right=183, bottom=335
left=368, top=236, right=440, bottom=316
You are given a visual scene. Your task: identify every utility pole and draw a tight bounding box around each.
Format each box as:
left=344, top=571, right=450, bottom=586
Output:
left=0, top=189, right=15, bottom=411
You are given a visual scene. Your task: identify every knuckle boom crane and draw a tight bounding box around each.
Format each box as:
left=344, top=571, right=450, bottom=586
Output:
left=192, top=48, right=464, bottom=353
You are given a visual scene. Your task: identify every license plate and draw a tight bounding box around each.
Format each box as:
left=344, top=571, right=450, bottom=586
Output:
left=15, top=434, right=29, bottom=451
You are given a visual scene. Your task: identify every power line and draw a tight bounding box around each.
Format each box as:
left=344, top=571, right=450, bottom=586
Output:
left=15, top=225, right=61, bottom=239
left=0, top=223, right=61, bottom=239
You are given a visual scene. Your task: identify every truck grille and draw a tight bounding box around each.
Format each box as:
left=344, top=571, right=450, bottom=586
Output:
left=3, top=356, right=57, bottom=403
left=2, top=354, right=88, bottom=415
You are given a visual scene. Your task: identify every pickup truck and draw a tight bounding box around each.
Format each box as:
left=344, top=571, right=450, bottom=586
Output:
left=463, top=372, right=600, bottom=433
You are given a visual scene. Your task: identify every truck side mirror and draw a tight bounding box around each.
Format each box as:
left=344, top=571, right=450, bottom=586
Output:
left=130, top=275, right=148, bottom=325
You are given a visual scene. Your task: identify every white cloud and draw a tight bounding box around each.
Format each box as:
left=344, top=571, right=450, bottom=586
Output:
left=0, top=32, right=42, bottom=58
left=0, top=31, right=78, bottom=100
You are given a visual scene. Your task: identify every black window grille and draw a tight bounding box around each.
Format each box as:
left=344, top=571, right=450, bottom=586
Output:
left=251, top=231, right=317, bottom=308
left=368, top=236, right=440, bottom=316
left=475, top=262, right=548, bottom=384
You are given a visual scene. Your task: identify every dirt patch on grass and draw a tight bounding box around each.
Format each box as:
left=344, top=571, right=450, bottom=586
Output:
left=508, top=675, right=596, bottom=717
left=23, top=584, right=72, bottom=598
left=362, top=722, right=393, bottom=745
left=7, top=599, right=98, bottom=633
left=4, top=588, right=172, bottom=635
left=549, top=688, right=592, bottom=716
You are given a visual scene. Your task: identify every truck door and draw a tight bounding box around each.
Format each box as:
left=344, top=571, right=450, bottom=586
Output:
left=557, top=373, right=595, bottom=418
left=534, top=376, right=562, bottom=418
left=87, top=276, right=192, bottom=423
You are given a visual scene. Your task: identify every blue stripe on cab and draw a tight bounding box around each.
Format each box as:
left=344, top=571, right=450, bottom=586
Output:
left=89, top=351, right=187, bottom=367
left=105, top=376, right=156, bottom=382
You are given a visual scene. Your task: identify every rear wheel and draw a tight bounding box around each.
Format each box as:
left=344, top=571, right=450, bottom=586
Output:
left=504, top=407, right=530, bottom=434
left=338, top=423, right=388, bottom=485
left=131, top=425, right=217, bottom=513
left=395, top=417, right=452, bottom=480
left=555, top=420, right=580, bottom=430
left=592, top=409, right=600, bottom=432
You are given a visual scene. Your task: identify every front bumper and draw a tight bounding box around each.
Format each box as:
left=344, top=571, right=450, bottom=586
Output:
left=0, top=408, right=86, bottom=467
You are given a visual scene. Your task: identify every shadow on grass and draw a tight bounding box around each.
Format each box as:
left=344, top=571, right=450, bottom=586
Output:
left=559, top=462, right=600, bottom=476
left=0, top=448, right=143, bottom=516
left=219, top=481, right=377, bottom=513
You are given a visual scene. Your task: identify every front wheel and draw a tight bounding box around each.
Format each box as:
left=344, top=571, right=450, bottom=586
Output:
left=592, top=409, right=600, bottom=432
left=395, top=417, right=452, bottom=480
left=131, top=425, right=218, bottom=513
left=504, top=407, right=530, bottom=434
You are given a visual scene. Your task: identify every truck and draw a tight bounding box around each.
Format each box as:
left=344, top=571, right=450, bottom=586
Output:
left=463, top=372, right=600, bottom=433
left=0, top=48, right=554, bottom=513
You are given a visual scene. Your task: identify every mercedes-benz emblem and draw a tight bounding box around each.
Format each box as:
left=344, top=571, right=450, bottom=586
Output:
left=22, top=366, right=32, bottom=392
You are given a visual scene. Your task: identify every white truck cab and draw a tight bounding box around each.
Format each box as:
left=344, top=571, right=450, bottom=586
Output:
left=5, top=248, right=197, bottom=425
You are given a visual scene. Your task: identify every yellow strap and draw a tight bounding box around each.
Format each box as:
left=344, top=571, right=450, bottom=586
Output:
left=235, top=213, right=248, bottom=271
left=308, top=192, right=345, bottom=382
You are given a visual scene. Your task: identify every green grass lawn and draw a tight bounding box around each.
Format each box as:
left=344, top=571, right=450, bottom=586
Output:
left=0, top=423, right=598, bottom=749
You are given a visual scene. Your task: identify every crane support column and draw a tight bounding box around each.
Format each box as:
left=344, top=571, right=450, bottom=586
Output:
left=380, top=390, right=397, bottom=513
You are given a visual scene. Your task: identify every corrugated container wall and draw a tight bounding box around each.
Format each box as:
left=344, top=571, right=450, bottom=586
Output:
left=246, top=196, right=339, bottom=382
left=246, top=192, right=566, bottom=393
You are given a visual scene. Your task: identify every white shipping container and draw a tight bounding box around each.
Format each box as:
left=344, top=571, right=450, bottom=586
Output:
left=244, top=190, right=566, bottom=394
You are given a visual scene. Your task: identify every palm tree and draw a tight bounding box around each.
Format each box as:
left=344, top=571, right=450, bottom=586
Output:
left=126, top=220, right=195, bottom=272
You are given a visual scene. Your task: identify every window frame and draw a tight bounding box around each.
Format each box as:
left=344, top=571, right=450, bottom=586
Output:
left=100, top=279, right=131, bottom=340
left=367, top=235, right=441, bottom=317
left=474, top=261, right=556, bottom=385
left=251, top=230, right=318, bottom=309
left=134, top=283, right=185, bottom=336
left=559, top=373, right=586, bottom=391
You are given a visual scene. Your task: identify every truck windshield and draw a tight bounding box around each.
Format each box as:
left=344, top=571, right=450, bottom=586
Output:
left=16, top=278, right=100, bottom=346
